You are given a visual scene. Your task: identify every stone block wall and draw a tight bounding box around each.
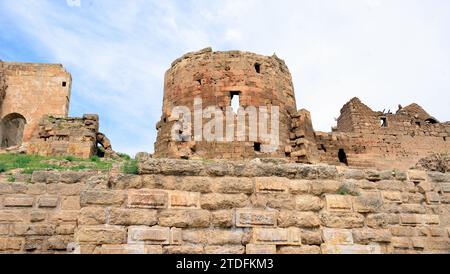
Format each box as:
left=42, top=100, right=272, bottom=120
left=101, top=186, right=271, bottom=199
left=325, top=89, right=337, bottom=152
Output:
left=0, top=159, right=449, bottom=254
left=316, top=132, right=450, bottom=170
left=336, top=97, right=381, bottom=133
left=26, top=114, right=99, bottom=159
left=0, top=61, right=7, bottom=109
left=289, top=109, right=319, bottom=164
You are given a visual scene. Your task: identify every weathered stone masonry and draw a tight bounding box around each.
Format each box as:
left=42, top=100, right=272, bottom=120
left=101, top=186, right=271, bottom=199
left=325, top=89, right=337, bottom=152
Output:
left=1, top=49, right=449, bottom=254
left=311, top=98, right=450, bottom=170
left=26, top=114, right=100, bottom=159
left=153, top=49, right=450, bottom=171
left=0, top=159, right=449, bottom=254
left=0, top=61, right=115, bottom=158
left=154, top=48, right=297, bottom=160
left=0, top=62, right=71, bottom=147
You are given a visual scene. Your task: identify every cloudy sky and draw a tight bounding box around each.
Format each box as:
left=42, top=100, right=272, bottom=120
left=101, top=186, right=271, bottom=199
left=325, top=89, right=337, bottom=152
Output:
left=1, top=0, right=449, bottom=156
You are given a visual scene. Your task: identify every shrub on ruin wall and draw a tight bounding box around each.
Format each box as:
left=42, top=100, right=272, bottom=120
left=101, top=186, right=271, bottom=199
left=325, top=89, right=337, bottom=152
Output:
left=122, top=159, right=138, bottom=174
left=415, top=153, right=450, bottom=173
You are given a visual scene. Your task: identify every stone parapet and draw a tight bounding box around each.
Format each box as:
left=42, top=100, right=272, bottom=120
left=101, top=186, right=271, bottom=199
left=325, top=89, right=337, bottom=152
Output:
left=0, top=159, right=449, bottom=254
left=26, top=114, right=99, bottom=159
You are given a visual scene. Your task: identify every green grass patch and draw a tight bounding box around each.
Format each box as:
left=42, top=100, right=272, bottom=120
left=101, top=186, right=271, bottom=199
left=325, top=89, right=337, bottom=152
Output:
left=122, top=159, right=138, bottom=175
left=90, top=155, right=100, bottom=162
left=118, top=153, right=131, bottom=161
left=7, top=175, right=16, bottom=183
left=22, top=168, right=37, bottom=175
left=0, top=163, right=6, bottom=173
left=0, top=153, right=113, bottom=174
left=64, top=155, right=76, bottom=162
left=337, top=183, right=360, bottom=196
left=201, top=158, right=215, bottom=164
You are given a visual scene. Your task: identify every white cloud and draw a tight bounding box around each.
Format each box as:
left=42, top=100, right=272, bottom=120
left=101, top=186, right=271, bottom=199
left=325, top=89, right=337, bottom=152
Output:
left=367, top=0, right=382, bottom=8
left=66, top=0, right=81, bottom=8
left=1, top=0, right=449, bottom=155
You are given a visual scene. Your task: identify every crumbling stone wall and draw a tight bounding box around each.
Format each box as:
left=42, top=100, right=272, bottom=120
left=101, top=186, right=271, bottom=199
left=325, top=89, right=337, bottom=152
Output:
left=0, top=159, right=449, bottom=254
left=415, top=154, right=450, bottom=173
left=336, top=98, right=380, bottom=133
left=0, top=62, right=9, bottom=146
left=152, top=49, right=449, bottom=171
left=0, top=62, right=71, bottom=146
left=289, top=109, right=319, bottom=164
left=315, top=132, right=449, bottom=170
left=336, top=98, right=446, bottom=135
left=154, top=48, right=297, bottom=160
left=26, top=114, right=99, bottom=159
left=0, top=61, right=7, bottom=111
left=315, top=98, right=450, bottom=170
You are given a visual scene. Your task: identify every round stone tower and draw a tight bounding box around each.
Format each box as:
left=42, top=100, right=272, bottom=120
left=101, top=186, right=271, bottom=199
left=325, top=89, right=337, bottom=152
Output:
left=154, top=48, right=297, bottom=159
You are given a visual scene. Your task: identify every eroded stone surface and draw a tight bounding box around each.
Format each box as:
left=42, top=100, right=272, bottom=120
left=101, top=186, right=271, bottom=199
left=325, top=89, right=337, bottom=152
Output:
left=1, top=157, right=450, bottom=254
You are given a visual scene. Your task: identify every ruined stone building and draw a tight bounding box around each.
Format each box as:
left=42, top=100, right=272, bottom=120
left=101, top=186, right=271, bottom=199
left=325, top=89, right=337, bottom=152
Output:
left=154, top=48, right=297, bottom=159
left=310, top=98, right=450, bottom=170
left=1, top=49, right=449, bottom=168
left=0, top=61, right=113, bottom=158
left=154, top=48, right=450, bottom=170
left=0, top=62, right=71, bottom=148
left=1, top=50, right=450, bottom=255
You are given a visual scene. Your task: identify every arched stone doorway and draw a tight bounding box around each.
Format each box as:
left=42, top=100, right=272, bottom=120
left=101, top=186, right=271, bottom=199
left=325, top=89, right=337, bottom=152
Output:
left=1, top=113, right=27, bottom=148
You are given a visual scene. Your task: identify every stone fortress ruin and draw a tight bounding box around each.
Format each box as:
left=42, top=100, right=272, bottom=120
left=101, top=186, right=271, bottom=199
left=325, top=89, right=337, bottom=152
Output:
left=0, top=61, right=114, bottom=158
left=155, top=48, right=450, bottom=171
left=0, top=62, right=71, bottom=149
left=0, top=49, right=449, bottom=254
left=154, top=48, right=296, bottom=159
left=1, top=49, right=449, bottom=170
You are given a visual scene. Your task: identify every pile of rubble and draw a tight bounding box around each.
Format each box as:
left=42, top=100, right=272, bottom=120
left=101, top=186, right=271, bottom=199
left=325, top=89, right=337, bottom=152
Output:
left=415, top=153, right=450, bottom=173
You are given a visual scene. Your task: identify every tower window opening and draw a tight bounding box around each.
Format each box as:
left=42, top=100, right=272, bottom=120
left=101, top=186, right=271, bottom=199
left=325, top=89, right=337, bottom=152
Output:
left=380, top=117, right=388, bottom=127
left=254, top=63, right=261, bottom=73
left=425, top=118, right=438, bottom=124
left=62, top=81, right=67, bottom=87
left=230, top=91, right=240, bottom=114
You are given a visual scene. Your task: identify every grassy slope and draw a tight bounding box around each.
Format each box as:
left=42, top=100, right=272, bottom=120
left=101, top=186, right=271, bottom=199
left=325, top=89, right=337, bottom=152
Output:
left=0, top=153, right=114, bottom=174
